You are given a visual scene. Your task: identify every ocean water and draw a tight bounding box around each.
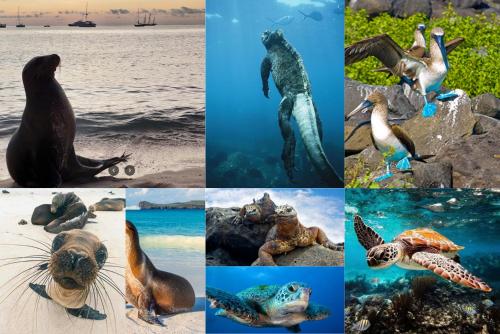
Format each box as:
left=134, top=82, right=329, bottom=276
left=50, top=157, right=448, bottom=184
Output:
left=206, top=266, right=345, bottom=333
left=126, top=208, right=205, bottom=296
left=0, top=26, right=205, bottom=178
left=345, top=188, right=500, bottom=290
left=206, top=0, right=344, bottom=187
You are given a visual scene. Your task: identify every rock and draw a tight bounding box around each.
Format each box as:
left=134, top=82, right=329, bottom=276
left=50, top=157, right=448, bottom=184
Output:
left=345, top=123, right=372, bottom=155
left=471, top=93, right=500, bottom=119
left=392, top=0, right=432, bottom=18
left=18, top=219, right=28, bottom=225
left=474, top=114, right=499, bottom=134
left=412, top=161, right=453, bottom=188
left=451, top=0, right=484, bottom=8
left=423, top=203, right=446, bottom=212
left=349, top=0, right=392, bottom=16
left=252, top=244, right=344, bottom=266
left=206, top=207, right=274, bottom=265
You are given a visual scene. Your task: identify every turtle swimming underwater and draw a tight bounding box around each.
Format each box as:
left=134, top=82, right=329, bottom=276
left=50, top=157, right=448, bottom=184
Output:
left=353, top=215, right=492, bottom=292
left=207, top=281, right=330, bottom=332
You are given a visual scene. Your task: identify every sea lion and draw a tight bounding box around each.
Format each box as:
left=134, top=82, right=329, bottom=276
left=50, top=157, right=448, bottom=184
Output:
left=232, top=192, right=277, bottom=224
left=6, top=54, right=129, bottom=187
left=31, top=192, right=92, bottom=233
left=126, top=220, right=195, bottom=325
left=255, top=204, right=338, bottom=266
left=89, top=198, right=126, bottom=212
left=29, top=229, right=110, bottom=320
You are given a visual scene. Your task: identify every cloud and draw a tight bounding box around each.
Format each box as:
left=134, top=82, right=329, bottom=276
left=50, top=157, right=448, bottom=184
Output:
left=231, top=18, right=239, bottom=24
left=206, top=12, right=222, bottom=19
left=170, top=6, right=205, bottom=16
left=206, top=189, right=344, bottom=242
left=277, top=0, right=335, bottom=7
left=109, top=9, right=130, bottom=15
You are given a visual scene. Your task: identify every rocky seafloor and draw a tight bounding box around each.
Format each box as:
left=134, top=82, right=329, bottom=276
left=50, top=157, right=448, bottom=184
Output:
left=345, top=254, right=500, bottom=333
left=344, top=79, right=500, bottom=188
left=205, top=207, right=344, bottom=266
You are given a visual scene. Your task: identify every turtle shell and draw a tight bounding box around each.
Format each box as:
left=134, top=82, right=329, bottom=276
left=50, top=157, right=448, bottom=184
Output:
left=394, top=228, right=464, bottom=253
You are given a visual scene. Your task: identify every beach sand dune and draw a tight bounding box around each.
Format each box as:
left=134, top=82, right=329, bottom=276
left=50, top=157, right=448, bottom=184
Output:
left=0, top=189, right=126, bottom=334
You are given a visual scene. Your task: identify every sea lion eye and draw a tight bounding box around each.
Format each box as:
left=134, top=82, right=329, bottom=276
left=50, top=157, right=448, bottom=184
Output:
left=95, top=246, right=108, bottom=268
left=51, top=234, right=66, bottom=252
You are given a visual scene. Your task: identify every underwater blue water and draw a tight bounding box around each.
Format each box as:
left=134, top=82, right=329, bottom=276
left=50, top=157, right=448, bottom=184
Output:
left=206, top=0, right=344, bottom=187
left=126, top=209, right=206, bottom=295
left=206, top=266, right=344, bottom=333
left=345, top=189, right=500, bottom=290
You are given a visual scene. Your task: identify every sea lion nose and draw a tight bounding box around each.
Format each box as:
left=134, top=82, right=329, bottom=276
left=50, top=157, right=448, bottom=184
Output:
left=68, top=250, right=87, bottom=269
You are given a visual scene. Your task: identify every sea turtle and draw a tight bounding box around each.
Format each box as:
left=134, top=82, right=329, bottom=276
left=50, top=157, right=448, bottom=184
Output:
left=353, top=215, right=492, bottom=292
left=207, top=281, right=330, bottom=332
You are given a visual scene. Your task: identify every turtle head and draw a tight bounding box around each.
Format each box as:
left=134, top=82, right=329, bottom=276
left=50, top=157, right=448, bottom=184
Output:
left=270, top=282, right=311, bottom=316
left=261, top=29, right=285, bottom=49
left=366, top=243, right=402, bottom=269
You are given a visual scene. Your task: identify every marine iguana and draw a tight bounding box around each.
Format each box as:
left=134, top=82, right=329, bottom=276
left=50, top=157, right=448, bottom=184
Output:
left=232, top=192, right=278, bottom=225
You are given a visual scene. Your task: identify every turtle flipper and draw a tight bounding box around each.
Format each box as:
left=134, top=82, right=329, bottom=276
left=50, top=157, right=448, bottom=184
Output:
left=67, top=304, right=107, bottom=320
left=29, top=283, right=51, bottom=299
left=305, top=303, right=330, bottom=320
left=278, top=96, right=296, bottom=181
left=353, top=215, right=385, bottom=250
left=412, top=252, right=492, bottom=292
left=207, top=287, right=258, bottom=324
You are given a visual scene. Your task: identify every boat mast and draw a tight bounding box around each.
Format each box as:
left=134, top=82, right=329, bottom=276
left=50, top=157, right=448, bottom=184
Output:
left=85, top=2, right=89, bottom=21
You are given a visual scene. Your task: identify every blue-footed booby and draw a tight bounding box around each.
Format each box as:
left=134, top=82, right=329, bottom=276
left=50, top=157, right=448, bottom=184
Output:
left=346, top=91, right=433, bottom=182
left=345, top=27, right=463, bottom=118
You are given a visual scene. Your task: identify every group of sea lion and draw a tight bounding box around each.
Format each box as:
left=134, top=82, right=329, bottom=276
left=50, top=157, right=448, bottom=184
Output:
left=233, top=192, right=340, bottom=266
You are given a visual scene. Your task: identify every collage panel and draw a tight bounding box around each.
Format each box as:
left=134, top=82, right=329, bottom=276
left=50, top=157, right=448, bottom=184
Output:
left=0, top=188, right=126, bottom=333
left=125, top=188, right=206, bottom=333
left=206, top=188, right=344, bottom=267
left=0, top=2, right=205, bottom=188
left=206, top=266, right=345, bottom=333
left=345, top=188, right=499, bottom=333
left=206, top=0, right=345, bottom=188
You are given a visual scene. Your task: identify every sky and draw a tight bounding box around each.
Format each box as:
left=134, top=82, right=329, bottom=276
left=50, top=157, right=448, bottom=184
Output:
left=126, top=188, right=205, bottom=207
left=206, top=188, right=345, bottom=243
left=0, top=0, right=205, bottom=25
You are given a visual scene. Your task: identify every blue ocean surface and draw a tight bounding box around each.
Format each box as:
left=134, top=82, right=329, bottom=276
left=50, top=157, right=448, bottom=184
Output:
left=206, top=0, right=344, bottom=187
left=126, top=209, right=205, bottom=296
left=345, top=189, right=500, bottom=290
left=206, top=266, right=345, bottom=333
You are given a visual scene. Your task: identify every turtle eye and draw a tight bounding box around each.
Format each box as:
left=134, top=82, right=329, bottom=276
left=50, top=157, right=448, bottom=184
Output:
left=288, top=284, right=298, bottom=292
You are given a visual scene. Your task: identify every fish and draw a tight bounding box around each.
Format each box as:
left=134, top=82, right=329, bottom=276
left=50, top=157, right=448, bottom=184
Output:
left=482, top=299, right=494, bottom=308
left=268, top=15, right=294, bottom=26
left=459, top=304, right=477, bottom=316
left=298, top=10, right=323, bottom=22
left=352, top=319, right=371, bottom=331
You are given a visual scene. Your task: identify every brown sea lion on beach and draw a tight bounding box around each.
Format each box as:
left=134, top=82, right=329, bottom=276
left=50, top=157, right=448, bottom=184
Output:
left=31, top=192, right=92, bottom=233
left=6, top=54, right=129, bottom=187
left=89, top=198, right=126, bottom=212
left=125, top=220, right=195, bottom=326
left=255, top=204, right=338, bottom=266
left=29, top=229, right=110, bottom=320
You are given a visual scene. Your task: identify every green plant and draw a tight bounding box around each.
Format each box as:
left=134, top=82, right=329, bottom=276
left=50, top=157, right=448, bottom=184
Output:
left=346, top=157, right=381, bottom=188
left=345, top=5, right=500, bottom=97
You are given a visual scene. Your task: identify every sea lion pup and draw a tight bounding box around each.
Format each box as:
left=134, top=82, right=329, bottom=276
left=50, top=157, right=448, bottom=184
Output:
left=89, top=198, right=126, bottom=212
left=29, top=229, right=111, bottom=320
left=126, top=220, right=195, bottom=325
left=232, top=192, right=277, bottom=224
left=255, top=204, right=338, bottom=266
left=31, top=192, right=91, bottom=233
left=6, top=54, right=129, bottom=187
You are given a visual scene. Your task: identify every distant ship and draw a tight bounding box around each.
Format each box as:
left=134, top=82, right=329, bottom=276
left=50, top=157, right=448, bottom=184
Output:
left=16, top=7, right=25, bottom=28
left=43, top=25, right=51, bottom=28
left=134, top=9, right=156, bottom=27
left=68, top=3, right=96, bottom=27
left=0, top=23, right=6, bottom=28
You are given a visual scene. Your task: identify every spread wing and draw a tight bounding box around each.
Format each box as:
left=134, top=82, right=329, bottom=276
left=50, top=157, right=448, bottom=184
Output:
left=345, top=34, right=406, bottom=68
left=391, top=125, right=415, bottom=157
left=445, top=37, right=465, bottom=54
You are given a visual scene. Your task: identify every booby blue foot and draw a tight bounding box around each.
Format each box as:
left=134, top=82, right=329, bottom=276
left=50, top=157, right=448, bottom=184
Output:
left=396, top=157, right=411, bottom=170
left=422, top=103, right=437, bottom=118
left=436, top=91, right=458, bottom=101
left=374, top=172, right=393, bottom=182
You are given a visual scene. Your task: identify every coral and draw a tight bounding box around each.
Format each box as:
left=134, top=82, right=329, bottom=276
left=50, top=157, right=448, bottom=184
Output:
left=411, top=276, right=437, bottom=300
left=392, top=292, right=413, bottom=320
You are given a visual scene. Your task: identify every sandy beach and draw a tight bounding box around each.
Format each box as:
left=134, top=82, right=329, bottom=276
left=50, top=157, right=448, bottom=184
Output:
left=0, top=189, right=126, bottom=334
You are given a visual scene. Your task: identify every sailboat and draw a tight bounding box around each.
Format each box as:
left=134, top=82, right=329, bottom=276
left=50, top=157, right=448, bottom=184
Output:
left=68, top=2, right=96, bottom=27
left=16, top=7, right=25, bottom=28
left=134, top=9, right=157, bottom=27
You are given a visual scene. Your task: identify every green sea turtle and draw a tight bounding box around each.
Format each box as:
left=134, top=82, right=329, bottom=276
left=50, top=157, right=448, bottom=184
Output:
left=353, top=215, right=492, bottom=292
left=207, top=281, right=330, bottom=332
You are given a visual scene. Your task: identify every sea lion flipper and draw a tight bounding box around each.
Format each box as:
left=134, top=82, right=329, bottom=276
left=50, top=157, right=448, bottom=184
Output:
left=278, top=96, right=296, bottom=180
left=66, top=304, right=107, bottom=320
left=29, top=283, right=51, bottom=300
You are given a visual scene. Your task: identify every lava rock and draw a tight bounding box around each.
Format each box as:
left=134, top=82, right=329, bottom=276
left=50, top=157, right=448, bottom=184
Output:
left=345, top=123, right=372, bottom=155
left=412, top=161, right=453, bottom=188
left=349, top=0, right=392, bottom=16
left=18, top=219, right=28, bottom=225
left=452, top=0, right=484, bottom=8
left=392, top=0, right=432, bottom=18
left=471, top=93, right=500, bottom=119
left=252, top=244, right=344, bottom=266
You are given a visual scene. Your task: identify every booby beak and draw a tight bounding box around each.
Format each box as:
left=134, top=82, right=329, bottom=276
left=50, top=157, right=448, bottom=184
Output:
left=432, top=33, right=449, bottom=69
left=345, top=99, right=374, bottom=121
left=417, top=24, right=426, bottom=32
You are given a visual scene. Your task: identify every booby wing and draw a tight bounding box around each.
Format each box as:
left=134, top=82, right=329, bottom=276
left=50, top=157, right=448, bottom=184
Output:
left=391, top=125, right=416, bottom=157
left=445, top=37, right=465, bottom=54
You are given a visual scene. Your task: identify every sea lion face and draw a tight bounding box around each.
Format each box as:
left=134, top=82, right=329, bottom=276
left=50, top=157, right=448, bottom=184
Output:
left=22, top=54, right=60, bottom=85
left=51, top=192, right=66, bottom=214
left=261, top=29, right=285, bottom=49
left=275, top=204, right=297, bottom=218
left=49, top=230, right=107, bottom=290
